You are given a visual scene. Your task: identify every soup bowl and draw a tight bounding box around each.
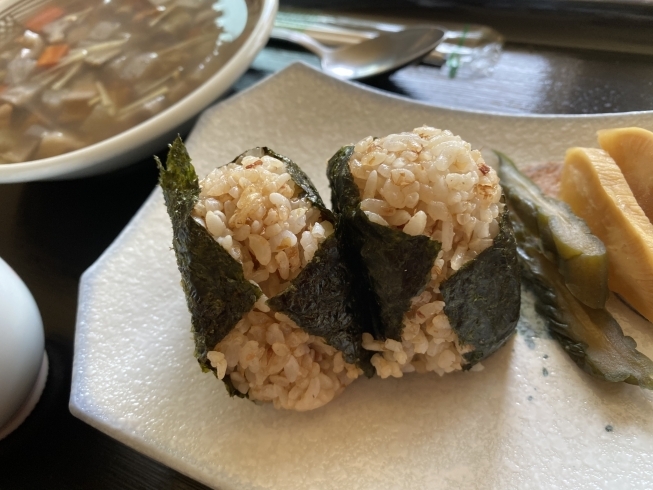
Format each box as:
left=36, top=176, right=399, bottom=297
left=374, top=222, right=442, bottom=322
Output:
left=0, top=0, right=277, bottom=183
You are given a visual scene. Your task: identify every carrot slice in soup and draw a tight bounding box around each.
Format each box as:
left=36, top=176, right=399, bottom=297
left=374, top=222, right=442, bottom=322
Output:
left=25, top=6, right=65, bottom=32
left=37, top=44, right=69, bottom=67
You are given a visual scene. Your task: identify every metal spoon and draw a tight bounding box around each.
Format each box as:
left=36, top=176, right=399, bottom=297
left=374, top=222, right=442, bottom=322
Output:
left=270, top=26, right=445, bottom=80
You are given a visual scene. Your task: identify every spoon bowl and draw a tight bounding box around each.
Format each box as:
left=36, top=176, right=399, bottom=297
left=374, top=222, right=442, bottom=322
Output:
left=270, top=26, right=445, bottom=80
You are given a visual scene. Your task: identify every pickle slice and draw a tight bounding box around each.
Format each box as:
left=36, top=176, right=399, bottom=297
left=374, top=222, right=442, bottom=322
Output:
left=497, top=152, right=608, bottom=309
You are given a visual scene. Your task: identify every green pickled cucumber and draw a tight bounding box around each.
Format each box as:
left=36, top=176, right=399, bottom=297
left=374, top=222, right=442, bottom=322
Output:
left=497, top=152, right=608, bottom=309
left=512, top=214, right=653, bottom=389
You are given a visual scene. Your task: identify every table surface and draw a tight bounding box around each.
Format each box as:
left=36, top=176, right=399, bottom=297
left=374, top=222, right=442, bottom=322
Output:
left=2, top=3, right=653, bottom=489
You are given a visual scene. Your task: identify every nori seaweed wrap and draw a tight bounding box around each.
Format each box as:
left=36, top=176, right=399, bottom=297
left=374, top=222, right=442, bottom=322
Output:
left=158, top=137, right=362, bottom=411
left=327, top=127, right=521, bottom=378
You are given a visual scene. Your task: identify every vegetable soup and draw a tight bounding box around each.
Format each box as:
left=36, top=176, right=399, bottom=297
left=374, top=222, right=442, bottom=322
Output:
left=0, top=0, right=233, bottom=163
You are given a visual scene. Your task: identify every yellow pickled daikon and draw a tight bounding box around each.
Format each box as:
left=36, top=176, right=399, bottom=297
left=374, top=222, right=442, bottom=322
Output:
left=598, top=127, right=653, bottom=222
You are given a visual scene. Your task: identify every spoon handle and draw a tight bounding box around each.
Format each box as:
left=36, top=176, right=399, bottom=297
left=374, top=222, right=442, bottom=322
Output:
left=270, top=27, right=330, bottom=58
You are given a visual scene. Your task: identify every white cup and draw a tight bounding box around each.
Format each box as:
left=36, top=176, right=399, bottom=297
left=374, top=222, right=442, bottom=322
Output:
left=0, top=257, right=48, bottom=440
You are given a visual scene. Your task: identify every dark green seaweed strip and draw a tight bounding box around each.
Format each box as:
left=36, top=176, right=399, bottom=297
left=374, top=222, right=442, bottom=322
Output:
left=327, top=145, right=441, bottom=341
left=157, top=136, right=260, bottom=375
left=327, top=147, right=386, bottom=352
left=356, top=212, right=441, bottom=341
left=511, top=212, right=653, bottom=389
left=328, top=146, right=361, bottom=215
left=441, top=210, right=521, bottom=367
left=268, top=234, right=362, bottom=365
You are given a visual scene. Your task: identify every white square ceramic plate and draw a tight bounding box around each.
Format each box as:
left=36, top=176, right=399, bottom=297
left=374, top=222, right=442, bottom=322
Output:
left=70, top=63, right=653, bottom=490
